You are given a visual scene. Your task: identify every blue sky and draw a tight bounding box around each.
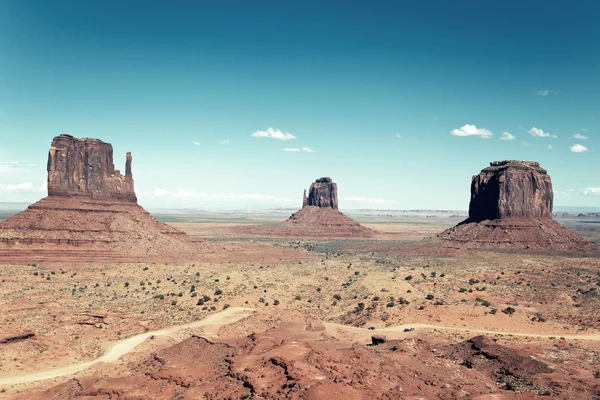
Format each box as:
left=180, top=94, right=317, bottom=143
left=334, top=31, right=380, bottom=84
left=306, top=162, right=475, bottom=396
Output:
left=1, top=0, right=598, bottom=209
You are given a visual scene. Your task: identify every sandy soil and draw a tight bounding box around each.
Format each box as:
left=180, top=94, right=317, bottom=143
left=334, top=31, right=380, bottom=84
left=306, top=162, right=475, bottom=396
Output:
left=0, top=218, right=599, bottom=398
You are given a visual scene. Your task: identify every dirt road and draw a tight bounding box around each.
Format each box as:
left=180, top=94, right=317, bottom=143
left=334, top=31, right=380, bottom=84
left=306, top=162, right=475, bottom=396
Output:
left=0, top=307, right=254, bottom=387
left=3, top=308, right=600, bottom=388
left=324, top=321, right=600, bottom=341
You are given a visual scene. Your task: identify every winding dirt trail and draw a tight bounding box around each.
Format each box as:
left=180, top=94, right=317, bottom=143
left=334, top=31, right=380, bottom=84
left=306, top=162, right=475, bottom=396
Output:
left=324, top=321, right=600, bottom=341
left=3, top=308, right=600, bottom=388
left=0, top=307, right=255, bottom=387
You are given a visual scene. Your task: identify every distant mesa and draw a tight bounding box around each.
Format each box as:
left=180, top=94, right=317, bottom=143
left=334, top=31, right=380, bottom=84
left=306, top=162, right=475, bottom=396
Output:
left=303, top=177, right=339, bottom=209
left=468, top=161, right=552, bottom=221
left=0, top=134, right=196, bottom=265
left=439, top=160, right=594, bottom=252
left=284, top=177, right=375, bottom=237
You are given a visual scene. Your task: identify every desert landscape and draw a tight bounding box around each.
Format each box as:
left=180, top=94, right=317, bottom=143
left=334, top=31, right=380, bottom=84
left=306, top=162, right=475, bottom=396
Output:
left=2, top=2, right=598, bottom=399
left=0, top=135, right=599, bottom=399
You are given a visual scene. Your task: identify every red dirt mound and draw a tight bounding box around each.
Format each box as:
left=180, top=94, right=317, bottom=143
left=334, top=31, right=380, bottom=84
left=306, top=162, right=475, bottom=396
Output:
left=284, top=206, right=375, bottom=236
left=16, top=324, right=600, bottom=399
left=0, top=196, right=199, bottom=265
left=232, top=207, right=375, bottom=238
left=438, top=217, right=595, bottom=253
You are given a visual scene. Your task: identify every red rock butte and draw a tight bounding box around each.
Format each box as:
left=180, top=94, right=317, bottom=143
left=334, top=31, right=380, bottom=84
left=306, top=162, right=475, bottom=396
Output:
left=439, top=160, right=594, bottom=252
left=284, top=177, right=375, bottom=237
left=0, top=135, right=197, bottom=265
left=47, top=134, right=137, bottom=202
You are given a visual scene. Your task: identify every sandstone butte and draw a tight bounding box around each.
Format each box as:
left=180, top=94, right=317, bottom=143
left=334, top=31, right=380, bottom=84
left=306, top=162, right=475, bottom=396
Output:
left=285, top=177, right=375, bottom=237
left=0, top=134, right=196, bottom=265
left=439, top=160, right=594, bottom=252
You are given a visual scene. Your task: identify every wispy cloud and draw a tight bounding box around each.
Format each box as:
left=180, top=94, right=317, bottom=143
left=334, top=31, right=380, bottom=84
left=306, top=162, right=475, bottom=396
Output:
left=0, top=182, right=33, bottom=191
left=154, top=188, right=169, bottom=196
left=500, top=132, right=515, bottom=140
left=528, top=127, right=557, bottom=138
left=581, top=128, right=588, bottom=132
left=450, top=124, right=493, bottom=139
left=193, top=142, right=200, bottom=146
left=252, top=127, right=296, bottom=140
left=145, top=188, right=296, bottom=203
left=582, top=187, right=600, bottom=196
left=570, top=144, right=588, bottom=153
left=340, top=196, right=394, bottom=204
left=548, top=145, right=553, bottom=150
left=536, top=89, right=549, bottom=96
left=572, top=133, right=588, bottom=140
left=220, top=140, right=231, bottom=145
left=395, top=133, right=402, bottom=138
left=282, top=147, right=315, bottom=153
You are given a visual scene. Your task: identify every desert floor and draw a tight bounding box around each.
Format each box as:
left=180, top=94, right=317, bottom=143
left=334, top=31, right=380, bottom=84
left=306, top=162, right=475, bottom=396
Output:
left=1, top=212, right=600, bottom=399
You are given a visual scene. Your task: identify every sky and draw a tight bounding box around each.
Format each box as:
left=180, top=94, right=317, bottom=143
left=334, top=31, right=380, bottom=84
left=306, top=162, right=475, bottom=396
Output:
left=0, top=0, right=599, bottom=210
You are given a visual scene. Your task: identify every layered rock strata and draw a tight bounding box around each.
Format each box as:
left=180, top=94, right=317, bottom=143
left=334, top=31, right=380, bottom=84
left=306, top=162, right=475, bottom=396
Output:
left=0, top=135, right=196, bottom=264
left=440, top=160, right=593, bottom=252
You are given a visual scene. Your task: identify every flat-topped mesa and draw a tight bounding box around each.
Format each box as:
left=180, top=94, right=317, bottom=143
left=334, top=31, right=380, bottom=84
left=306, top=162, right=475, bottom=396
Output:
left=47, top=134, right=137, bottom=202
left=305, top=177, right=338, bottom=209
left=468, top=160, right=553, bottom=222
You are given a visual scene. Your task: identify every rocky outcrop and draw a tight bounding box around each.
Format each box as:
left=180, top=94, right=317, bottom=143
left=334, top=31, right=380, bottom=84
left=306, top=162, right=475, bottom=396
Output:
left=305, top=177, right=338, bottom=209
left=469, top=161, right=553, bottom=221
left=439, top=160, right=594, bottom=252
left=0, top=134, right=198, bottom=264
left=47, top=134, right=136, bottom=202
left=277, top=177, right=375, bottom=237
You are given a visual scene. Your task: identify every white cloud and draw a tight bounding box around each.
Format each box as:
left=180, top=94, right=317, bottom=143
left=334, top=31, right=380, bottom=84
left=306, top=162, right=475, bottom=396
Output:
left=572, top=133, right=588, bottom=140
left=450, top=124, right=493, bottom=139
left=433, top=116, right=438, bottom=120
left=154, top=188, right=169, bottom=196
left=537, top=89, right=549, bottom=96
left=554, top=190, right=572, bottom=196
left=283, top=147, right=315, bottom=153
left=340, top=196, right=394, bottom=204
left=528, top=127, right=557, bottom=138
left=548, top=145, right=553, bottom=150
left=570, top=144, right=588, bottom=153
left=193, top=142, right=200, bottom=146
left=0, top=182, right=33, bottom=191
left=220, top=140, right=231, bottom=145
left=500, top=131, right=515, bottom=140
left=39, top=181, right=47, bottom=191
left=252, top=127, right=296, bottom=140
left=582, top=187, right=600, bottom=196
left=582, top=128, right=588, bottom=132
left=141, top=188, right=296, bottom=204
left=395, top=133, right=402, bottom=138
left=0, top=160, right=21, bottom=173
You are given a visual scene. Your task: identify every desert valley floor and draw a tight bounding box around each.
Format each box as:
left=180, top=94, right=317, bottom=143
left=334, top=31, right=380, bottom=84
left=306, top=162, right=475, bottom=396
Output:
left=1, top=210, right=600, bottom=399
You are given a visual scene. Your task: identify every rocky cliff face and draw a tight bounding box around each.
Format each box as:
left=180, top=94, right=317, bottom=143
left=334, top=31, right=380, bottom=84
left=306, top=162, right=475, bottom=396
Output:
left=305, top=177, right=338, bottom=209
left=47, top=134, right=137, bottom=202
left=468, top=161, right=553, bottom=222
